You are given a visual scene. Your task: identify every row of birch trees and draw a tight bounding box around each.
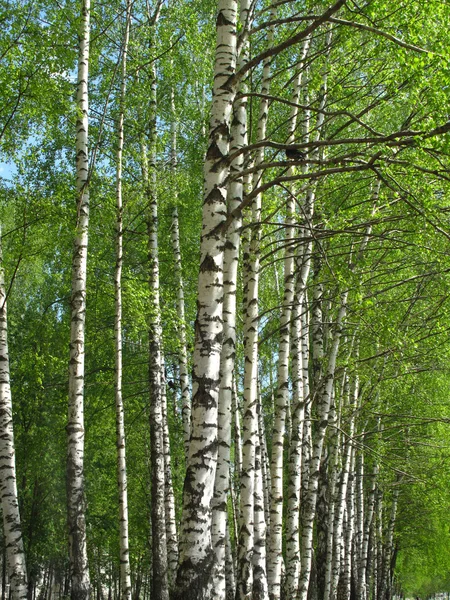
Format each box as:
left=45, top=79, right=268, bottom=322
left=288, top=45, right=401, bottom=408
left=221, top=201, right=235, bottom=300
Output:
left=2, top=0, right=450, bottom=600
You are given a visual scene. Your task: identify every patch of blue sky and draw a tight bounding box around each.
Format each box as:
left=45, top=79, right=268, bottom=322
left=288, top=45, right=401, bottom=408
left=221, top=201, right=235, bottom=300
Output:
left=0, top=160, right=17, bottom=183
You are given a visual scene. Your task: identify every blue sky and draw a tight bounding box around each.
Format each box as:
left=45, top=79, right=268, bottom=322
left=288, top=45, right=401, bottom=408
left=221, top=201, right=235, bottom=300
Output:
left=0, top=161, right=17, bottom=182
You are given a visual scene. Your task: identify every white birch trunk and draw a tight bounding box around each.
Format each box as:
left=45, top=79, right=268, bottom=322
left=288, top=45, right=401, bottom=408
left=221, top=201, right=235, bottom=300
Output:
left=160, top=367, right=178, bottom=589
left=257, top=392, right=270, bottom=530
left=300, top=295, right=312, bottom=511
left=252, top=398, right=268, bottom=600
left=232, top=379, right=242, bottom=533
left=237, top=199, right=259, bottom=600
left=267, top=37, right=310, bottom=600
left=237, top=7, right=275, bottom=590
left=114, top=3, right=132, bottom=599
left=67, top=1, right=91, bottom=597
left=297, top=290, right=348, bottom=600
left=174, top=2, right=238, bottom=597
left=342, top=447, right=356, bottom=600
left=0, top=240, right=27, bottom=600
left=358, top=462, right=378, bottom=600
left=321, top=397, right=341, bottom=600
left=114, top=0, right=131, bottom=600
left=284, top=297, right=304, bottom=599
left=355, top=452, right=365, bottom=600
left=143, top=43, right=169, bottom=596
left=225, top=525, right=235, bottom=600
left=169, top=87, right=191, bottom=462
left=211, top=0, right=250, bottom=592
left=379, top=482, right=400, bottom=600
left=329, top=378, right=355, bottom=600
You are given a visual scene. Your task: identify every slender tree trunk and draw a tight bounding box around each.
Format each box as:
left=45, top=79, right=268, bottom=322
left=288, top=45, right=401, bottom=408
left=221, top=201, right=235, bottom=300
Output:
left=232, top=379, right=242, bottom=531
left=320, top=396, right=340, bottom=600
left=224, top=526, right=235, bottom=600
left=66, top=1, right=91, bottom=597
left=114, top=2, right=132, bottom=599
left=252, top=395, right=268, bottom=600
left=357, top=462, right=378, bottom=600
left=257, top=391, right=271, bottom=531
left=284, top=296, right=305, bottom=599
left=174, top=2, right=238, bottom=597
left=2, top=540, right=7, bottom=600
left=211, top=1, right=250, bottom=592
left=169, top=87, right=191, bottom=462
left=144, top=59, right=170, bottom=597
left=236, top=188, right=259, bottom=600
left=268, top=37, right=310, bottom=600
left=379, top=482, right=400, bottom=600
left=297, top=290, right=348, bottom=600
left=160, top=367, right=178, bottom=589
left=355, top=452, right=366, bottom=600
left=339, top=446, right=356, bottom=600
left=329, top=378, right=355, bottom=600
left=0, top=239, right=27, bottom=600
left=236, top=2, right=281, bottom=593
left=140, top=15, right=169, bottom=596
left=233, top=378, right=242, bottom=482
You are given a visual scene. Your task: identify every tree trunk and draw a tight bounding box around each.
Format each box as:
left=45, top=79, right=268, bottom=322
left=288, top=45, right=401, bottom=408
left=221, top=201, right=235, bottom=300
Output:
left=268, top=37, right=310, bottom=600
left=0, top=239, right=27, bottom=600
left=143, top=56, right=170, bottom=597
left=114, top=1, right=132, bottom=598
left=66, top=0, right=91, bottom=597
left=211, top=0, right=250, bottom=592
left=169, top=86, right=191, bottom=462
left=161, top=367, right=178, bottom=589
left=174, top=2, right=238, bottom=597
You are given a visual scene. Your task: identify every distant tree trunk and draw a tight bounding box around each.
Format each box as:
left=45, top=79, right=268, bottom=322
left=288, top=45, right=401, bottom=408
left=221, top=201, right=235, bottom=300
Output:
left=114, top=1, right=132, bottom=598
left=236, top=0, right=280, bottom=592
left=319, top=396, right=340, bottom=600
left=253, top=396, right=269, bottom=600
left=379, top=482, right=400, bottom=600
left=66, top=0, right=91, bottom=598
left=224, top=526, right=235, bottom=600
left=329, top=378, right=356, bottom=600
left=169, top=86, right=190, bottom=462
left=143, top=49, right=169, bottom=597
left=0, top=239, right=27, bottom=600
left=298, top=288, right=348, bottom=600
left=174, top=2, right=238, bottom=598
left=268, top=38, right=310, bottom=600
left=160, top=366, right=178, bottom=588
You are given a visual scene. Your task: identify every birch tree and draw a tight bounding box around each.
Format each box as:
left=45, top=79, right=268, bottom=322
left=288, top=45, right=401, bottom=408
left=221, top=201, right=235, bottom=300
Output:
left=66, top=1, right=91, bottom=597
left=174, top=2, right=238, bottom=597
left=143, top=25, right=170, bottom=595
left=211, top=0, right=251, bottom=595
left=114, top=1, right=132, bottom=598
left=0, top=237, right=27, bottom=600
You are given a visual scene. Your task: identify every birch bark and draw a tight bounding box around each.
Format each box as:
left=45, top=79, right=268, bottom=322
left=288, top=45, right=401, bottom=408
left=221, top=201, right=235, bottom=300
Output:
left=160, top=367, right=178, bottom=589
left=174, top=2, right=238, bottom=597
left=328, top=377, right=356, bottom=600
left=268, top=38, right=310, bottom=600
left=211, top=1, right=251, bottom=594
left=169, top=87, right=191, bottom=462
left=237, top=5, right=274, bottom=591
left=144, top=49, right=169, bottom=595
left=114, top=2, right=132, bottom=598
left=0, top=240, right=27, bottom=600
left=253, top=401, right=269, bottom=600
left=379, top=482, right=400, bottom=600
left=66, top=1, right=91, bottom=597
left=298, top=288, right=348, bottom=600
